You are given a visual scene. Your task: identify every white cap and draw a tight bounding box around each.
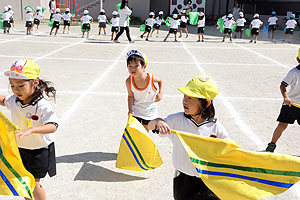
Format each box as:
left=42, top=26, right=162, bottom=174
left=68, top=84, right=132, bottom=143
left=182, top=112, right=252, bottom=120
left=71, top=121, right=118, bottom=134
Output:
left=199, top=12, right=204, bottom=17
left=254, top=13, right=259, bottom=18
left=100, top=9, right=105, bottom=13
left=239, top=12, right=244, bottom=17
left=159, top=11, right=163, bottom=15
left=66, top=8, right=70, bottom=12
left=228, top=13, right=233, bottom=18
left=36, top=6, right=41, bottom=10
left=112, top=11, right=118, bottom=15
left=173, top=14, right=178, bottom=18
left=149, top=12, right=154, bottom=16
left=7, top=5, right=12, bottom=9
left=55, top=8, right=60, bottom=13
left=181, top=10, right=186, bottom=13
left=83, top=10, right=89, bottom=14
left=26, top=7, right=32, bottom=12
left=4, top=6, right=8, bottom=12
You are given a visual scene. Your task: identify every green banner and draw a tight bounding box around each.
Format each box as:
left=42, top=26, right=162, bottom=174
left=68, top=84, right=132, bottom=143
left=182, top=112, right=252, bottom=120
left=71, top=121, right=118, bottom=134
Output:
left=245, top=28, right=251, bottom=37
left=164, top=17, right=173, bottom=28
left=189, top=12, right=199, bottom=25
left=140, top=24, right=146, bottom=32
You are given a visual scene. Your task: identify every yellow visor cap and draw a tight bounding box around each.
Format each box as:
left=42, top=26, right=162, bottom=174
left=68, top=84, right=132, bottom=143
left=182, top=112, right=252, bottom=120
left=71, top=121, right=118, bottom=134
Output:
left=298, top=48, right=300, bottom=60
left=5, top=59, right=40, bottom=80
left=178, top=75, right=219, bottom=100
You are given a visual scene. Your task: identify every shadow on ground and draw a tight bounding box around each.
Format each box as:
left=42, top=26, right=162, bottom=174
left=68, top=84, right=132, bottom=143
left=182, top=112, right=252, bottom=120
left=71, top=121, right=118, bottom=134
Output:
left=56, top=152, right=117, bottom=163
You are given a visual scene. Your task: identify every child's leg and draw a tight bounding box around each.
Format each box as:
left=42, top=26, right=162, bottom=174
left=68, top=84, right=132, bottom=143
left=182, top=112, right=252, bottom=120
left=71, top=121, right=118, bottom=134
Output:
left=164, top=33, right=170, bottom=41
left=103, top=28, right=106, bottom=35
left=141, top=31, right=146, bottom=38
left=222, top=33, right=226, bottom=41
left=146, top=32, right=150, bottom=40
left=31, top=178, right=46, bottom=200
left=229, top=33, right=232, bottom=41
left=111, top=32, right=114, bottom=40
left=150, top=28, right=155, bottom=36
left=184, top=27, right=188, bottom=37
left=201, top=33, right=204, bottom=41
left=55, top=28, right=58, bottom=35
left=156, top=29, right=159, bottom=36
left=272, top=30, right=275, bottom=39
left=289, top=34, right=293, bottom=42
left=174, top=33, right=177, bottom=41
left=197, top=33, right=200, bottom=41
left=179, top=27, right=182, bottom=37
left=271, top=122, right=288, bottom=144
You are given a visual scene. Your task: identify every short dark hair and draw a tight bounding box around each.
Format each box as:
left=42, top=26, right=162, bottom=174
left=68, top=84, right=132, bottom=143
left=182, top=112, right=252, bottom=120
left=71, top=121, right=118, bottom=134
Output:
left=198, top=98, right=215, bottom=118
left=127, top=55, right=145, bottom=67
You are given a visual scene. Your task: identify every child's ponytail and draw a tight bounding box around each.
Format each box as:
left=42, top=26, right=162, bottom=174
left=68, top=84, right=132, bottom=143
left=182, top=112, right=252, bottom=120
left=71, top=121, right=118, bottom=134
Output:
left=32, top=79, right=56, bottom=102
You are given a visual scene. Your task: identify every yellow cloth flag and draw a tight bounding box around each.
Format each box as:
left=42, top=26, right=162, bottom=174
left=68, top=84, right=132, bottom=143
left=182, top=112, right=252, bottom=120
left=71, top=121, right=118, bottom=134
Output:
left=0, top=111, right=35, bottom=199
left=116, top=114, right=163, bottom=171
left=173, top=130, right=300, bottom=200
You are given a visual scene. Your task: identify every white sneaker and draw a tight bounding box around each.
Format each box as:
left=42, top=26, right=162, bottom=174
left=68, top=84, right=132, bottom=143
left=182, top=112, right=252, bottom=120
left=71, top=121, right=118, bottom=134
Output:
left=129, top=40, right=135, bottom=43
left=113, top=40, right=120, bottom=43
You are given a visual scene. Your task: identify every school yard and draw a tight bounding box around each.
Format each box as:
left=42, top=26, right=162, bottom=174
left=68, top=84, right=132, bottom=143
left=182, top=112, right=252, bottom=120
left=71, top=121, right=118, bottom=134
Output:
left=0, top=21, right=300, bottom=200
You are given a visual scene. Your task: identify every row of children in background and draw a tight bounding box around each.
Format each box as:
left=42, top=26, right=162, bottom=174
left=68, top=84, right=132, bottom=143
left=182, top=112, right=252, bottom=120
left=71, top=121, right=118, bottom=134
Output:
left=49, top=8, right=73, bottom=36
left=1, top=5, right=14, bottom=34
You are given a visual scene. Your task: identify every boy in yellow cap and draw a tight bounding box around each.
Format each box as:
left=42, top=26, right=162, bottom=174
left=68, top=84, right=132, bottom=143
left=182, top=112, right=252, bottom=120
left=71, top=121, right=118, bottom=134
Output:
left=0, top=59, right=58, bottom=200
left=265, top=49, right=300, bottom=152
left=148, top=75, right=228, bottom=200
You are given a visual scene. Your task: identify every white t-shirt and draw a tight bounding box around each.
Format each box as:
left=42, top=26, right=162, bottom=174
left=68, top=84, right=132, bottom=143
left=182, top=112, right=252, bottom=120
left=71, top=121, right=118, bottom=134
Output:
left=236, top=18, right=246, bottom=26
left=282, top=67, right=300, bottom=105
left=119, top=6, right=132, bottom=27
left=162, top=112, right=229, bottom=177
left=63, top=13, right=72, bottom=21
left=170, top=19, right=180, bottom=29
left=9, top=10, right=14, bottom=17
left=97, top=15, right=107, bottom=22
left=111, top=17, right=119, bottom=27
left=286, top=19, right=297, bottom=29
left=53, top=13, right=62, bottom=22
left=25, top=13, right=34, bottom=22
left=268, top=16, right=278, bottom=25
left=81, top=15, right=92, bottom=24
left=181, top=15, right=188, bottom=23
left=224, top=19, right=235, bottom=29
left=251, top=19, right=263, bottom=28
left=34, top=12, right=42, bottom=20
left=146, top=18, right=156, bottom=27
left=155, top=17, right=163, bottom=25
left=197, top=17, right=205, bottom=27
left=50, top=1, right=56, bottom=13
left=4, top=95, right=58, bottom=149
left=1, top=12, right=12, bottom=21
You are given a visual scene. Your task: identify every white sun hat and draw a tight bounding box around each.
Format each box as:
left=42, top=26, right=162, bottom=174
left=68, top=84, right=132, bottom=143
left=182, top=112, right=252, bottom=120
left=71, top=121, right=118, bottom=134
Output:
left=83, top=10, right=89, bottom=14
left=159, top=11, right=163, bottom=15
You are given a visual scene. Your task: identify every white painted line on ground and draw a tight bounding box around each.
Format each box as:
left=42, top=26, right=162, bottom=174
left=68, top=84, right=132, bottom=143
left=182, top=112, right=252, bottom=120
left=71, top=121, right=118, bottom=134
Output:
left=180, top=39, right=264, bottom=148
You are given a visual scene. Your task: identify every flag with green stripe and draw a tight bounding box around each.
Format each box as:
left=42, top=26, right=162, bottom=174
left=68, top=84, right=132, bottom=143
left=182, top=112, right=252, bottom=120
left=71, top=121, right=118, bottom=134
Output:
left=172, top=129, right=300, bottom=200
left=116, top=114, right=163, bottom=171
left=0, top=112, right=35, bottom=199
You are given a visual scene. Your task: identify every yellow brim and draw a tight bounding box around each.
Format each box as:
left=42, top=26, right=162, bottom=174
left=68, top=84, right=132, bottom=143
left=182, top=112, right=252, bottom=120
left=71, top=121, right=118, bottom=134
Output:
left=178, top=86, right=207, bottom=99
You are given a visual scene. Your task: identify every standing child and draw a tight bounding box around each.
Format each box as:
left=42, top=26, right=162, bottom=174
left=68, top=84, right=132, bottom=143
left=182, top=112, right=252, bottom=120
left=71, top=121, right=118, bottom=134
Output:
left=33, top=6, right=43, bottom=33
left=62, top=8, right=72, bottom=34
left=179, top=10, right=189, bottom=38
left=148, top=75, right=228, bottom=200
left=268, top=11, right=278, bottom=39
left=25, top=7, right=34, bottom=35
left=125, top=50, right=164, bottom=131
left=249, top=14, right=263, bottom=43
left=140, top=12, right=156, bottom=41
left=265, top=49, right=300, bottom=152
left=7, top=5, right=15, bottom=31
left=196, top=12, right=205, bottom=42
left=50, top=8, right=62, bottom=36
left=1, top=6, right=12, bottom=34
left=283, top=14, right=297, bottom=43
left=222, top=13, right=236, bottom=42
left=0, top=59, right=58, bottom=200
left=150, top=11, right=164, bottom=38
left=110, top=11, right=119, bottom=41
left=97, top=9, right=108, bottom=35
left=164, top=14, right=180, bottom=42
left=81, top=10, right=93, bottom=38
left=234, top=12, right=246, bottom=39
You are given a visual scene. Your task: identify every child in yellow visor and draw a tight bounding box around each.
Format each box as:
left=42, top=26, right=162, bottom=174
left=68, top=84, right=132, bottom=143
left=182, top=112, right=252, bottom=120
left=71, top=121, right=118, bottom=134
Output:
left=148, top=75, right=229, bottom=200
left=265, top=48, right=300, bottom=152
left=0, top=59, right=58, bottom=200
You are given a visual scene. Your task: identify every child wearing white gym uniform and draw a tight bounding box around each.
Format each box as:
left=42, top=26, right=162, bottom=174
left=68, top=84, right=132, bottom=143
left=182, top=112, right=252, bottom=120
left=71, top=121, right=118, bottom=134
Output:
left=2, top=6, right=12, bottom=34
left=283, top=14, right=297, bottom=43
left=267, top=11, right=278, bottom=39
left=179, top=10, right=189, bottom=38
left=63, top=8, right=72, bottom=34
left=25, top=7, right=34, bottom=35
left=197, top=12, right=205, bottom=42
left=7, top=5, right=15, bottom=31
left=234, top=12, right=246, bottom=39
left=97, top=9, right=108, bottom=35
left=50, top=8, right=63, bottom=36
left=150, top=11, right=164, bottom=38
left=249, top=14, right=263, bottom=43
left=125, top=50, right=164, bottom=131
left=148, top=75, right=228, bottom=200
left=222, top=13, right=236, bottom=42
left=33, top=6, right=43, bottom=33
left=80, top=10, right=93, bottom=38
left=110, top=11, right=119, bottom=41
left=140, top=12, right=156, bottom=41
left=164, top=14, right=180, bottom=42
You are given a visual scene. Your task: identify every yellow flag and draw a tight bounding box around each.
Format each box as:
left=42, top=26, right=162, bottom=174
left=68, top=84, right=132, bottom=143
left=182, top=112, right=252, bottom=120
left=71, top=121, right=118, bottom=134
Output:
left=173, top=130, right=300, bottom=200
left=0, top=111, right=35, bottom=199
left=116, top=114, right=163, bottom=171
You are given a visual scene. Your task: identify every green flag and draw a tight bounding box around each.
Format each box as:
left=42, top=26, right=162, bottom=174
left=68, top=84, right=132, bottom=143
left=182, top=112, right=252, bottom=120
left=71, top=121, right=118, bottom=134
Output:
left=164, top=17, right=173, bottom=28
left=140, top=24, right=146, bottom=32
left=232, top=24, right=237, bottom=32
left=48, top=18, right=54, bottom=27
left=217, top=18, right=225, bottom=33
left=116, top=3, right=121, bottom=11
left=0, top=13, right=3, bottom=30
left=42, top=8, right=46, bottom=14
left=24, top=5, right=34, bottom=12
left=245, top=28, right=251, bottom=37
left=189, top=12, right=199, bottom=25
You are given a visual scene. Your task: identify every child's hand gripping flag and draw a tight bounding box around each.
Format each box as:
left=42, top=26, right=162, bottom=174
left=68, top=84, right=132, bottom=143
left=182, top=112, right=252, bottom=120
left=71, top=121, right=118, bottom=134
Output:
left=172, top=129, right=300, bottom=200
left=116, top=114, right=163, bottom=171
left=0, top=112, right=35, bottom=199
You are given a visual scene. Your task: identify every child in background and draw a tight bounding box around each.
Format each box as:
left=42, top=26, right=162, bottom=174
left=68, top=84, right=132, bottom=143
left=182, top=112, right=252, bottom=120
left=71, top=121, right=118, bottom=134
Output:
left=63, top=8, right=72, bottom=34
left=179, top=10, right=189, bottom=38
left=33, top=6, right=43, bottom=33
left=164, top=14, right=180, bottom=42
left=97, top=9, right=108, bottom=35
left=0, top=59, right=58, bottom=200
left=268, top=11, right=278, bottom=39
left=2, top=6, right=12, bottom=34
left=110, top=11, right=119, bottom=41
left=265, top=49, right=300, bottom=152
left=25, top=7, right=34, bottom=35
left=148, top=75, right=228, bottom=200
left=50, top=8, right=62, bottom=36
left=222, top=13, right=236, bottom=42
left=7, top=5, right=15, bottom=31
left=196, top=12, right=205, bottom=42
left=249, top=14, right=263, bottom=43
left=81, top=10, right=93, bottom=38
left=150, top=11, right=164, bottom=38
left=140, top=12, right=155, bottom=41
left=125, top=50, right=164, bottom=131
left=283, top=14, right=297, bottom=43
left=234, top=12, right=246, bottom=39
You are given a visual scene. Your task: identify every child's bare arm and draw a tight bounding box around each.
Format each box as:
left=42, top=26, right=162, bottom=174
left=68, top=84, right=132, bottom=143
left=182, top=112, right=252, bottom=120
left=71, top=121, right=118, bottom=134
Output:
left=0, top=96, right=5, bottom=106
left=126, top=78, right=134, bottom=114
left=153, top=75, right=164, bottom=102
left=280, top=83, right=292, bottom=106
left=148, top=118, right=171, bottom=134
left=16, top=123, right=57, bottom=139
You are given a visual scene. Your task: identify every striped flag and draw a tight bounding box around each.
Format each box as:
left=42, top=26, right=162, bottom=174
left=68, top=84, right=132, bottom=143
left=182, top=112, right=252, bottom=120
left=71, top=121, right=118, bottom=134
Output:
left=0, top=112, right=35, bottom=199
left=116, top=114, right=163, bottom=171
left=173, top=130, right=300, bottom=200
